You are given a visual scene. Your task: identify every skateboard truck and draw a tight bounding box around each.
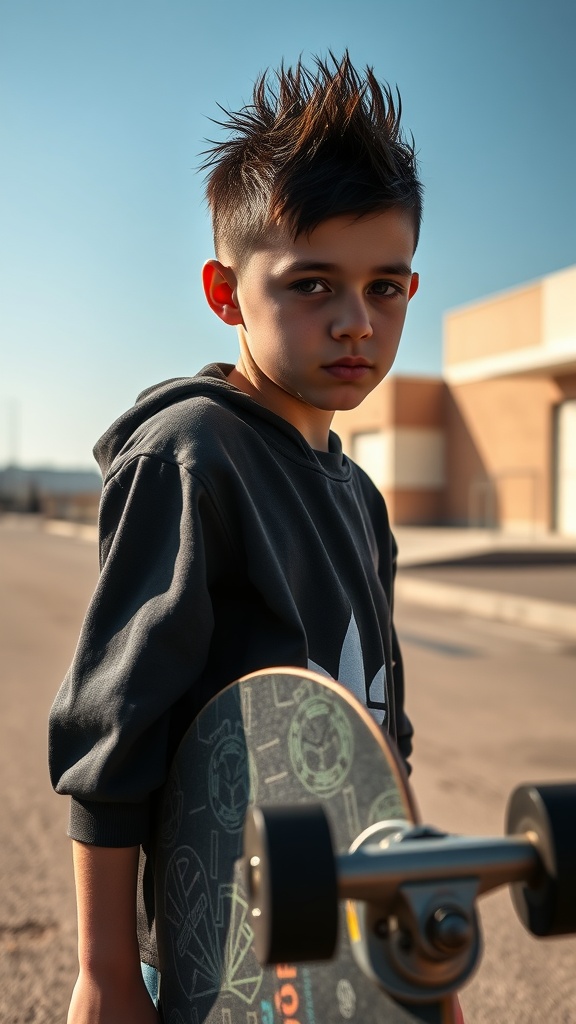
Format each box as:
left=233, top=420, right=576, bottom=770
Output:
left=244, top=782, right=576, bottom=1024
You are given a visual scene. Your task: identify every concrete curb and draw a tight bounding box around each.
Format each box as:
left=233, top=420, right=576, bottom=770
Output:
left=395, top=575, right=576, bottom=640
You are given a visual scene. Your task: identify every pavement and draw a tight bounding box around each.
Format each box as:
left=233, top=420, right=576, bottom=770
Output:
left=3, top=513, right=575, bottom=1024
left=31, top=516, right=576, bottom=641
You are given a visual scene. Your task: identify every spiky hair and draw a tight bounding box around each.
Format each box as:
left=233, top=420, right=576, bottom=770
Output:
left=202, top=52, right=423, bottom=264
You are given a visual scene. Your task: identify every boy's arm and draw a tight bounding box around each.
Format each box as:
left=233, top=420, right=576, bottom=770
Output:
left=67, top=842, right=160, bottom=1024
left=49, top=459, right=232, bottom=1017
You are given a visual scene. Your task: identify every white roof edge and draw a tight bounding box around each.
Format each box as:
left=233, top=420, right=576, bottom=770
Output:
left=443, top=263, right=576, bottom=320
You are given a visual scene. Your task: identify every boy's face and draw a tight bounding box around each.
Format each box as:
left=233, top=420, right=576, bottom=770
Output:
left=203, top=209, right=418, bottom=450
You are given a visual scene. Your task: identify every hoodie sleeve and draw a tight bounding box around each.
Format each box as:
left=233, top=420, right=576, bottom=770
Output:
left=48, top=454, right=233, bottom=847
left=389, top=532, right=413, bottom=774
left=367, top=486, right=413, bottom=775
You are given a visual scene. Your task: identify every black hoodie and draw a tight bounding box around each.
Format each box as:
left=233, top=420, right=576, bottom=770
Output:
left=49, top=362, right=412, bottom=848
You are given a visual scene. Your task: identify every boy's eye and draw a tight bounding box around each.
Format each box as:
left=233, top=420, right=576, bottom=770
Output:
left=291, top=278, right=328, bottom=295
left=370, top=280, right=400, bottom=297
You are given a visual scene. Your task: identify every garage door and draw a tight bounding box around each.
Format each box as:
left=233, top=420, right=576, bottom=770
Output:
left=556, top=399, right=576, bottom=535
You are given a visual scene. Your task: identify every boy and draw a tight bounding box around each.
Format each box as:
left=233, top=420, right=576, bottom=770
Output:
left=49, top=52, right=422, bottom=1022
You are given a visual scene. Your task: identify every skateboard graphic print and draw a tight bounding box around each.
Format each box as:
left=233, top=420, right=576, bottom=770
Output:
left=155, top=667, right=418, bottom=1024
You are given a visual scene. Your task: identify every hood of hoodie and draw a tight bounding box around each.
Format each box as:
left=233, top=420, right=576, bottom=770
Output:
left=93, top=363, right=345, bottom=480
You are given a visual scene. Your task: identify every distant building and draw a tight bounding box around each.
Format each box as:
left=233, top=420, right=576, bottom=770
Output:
left=0, top=466, right=101, bottom=522
left=41, top=490, right=100, bottom=524
left=333, top=264, right=576, bottom=535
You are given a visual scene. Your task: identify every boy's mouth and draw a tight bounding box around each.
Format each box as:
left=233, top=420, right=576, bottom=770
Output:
left=323, top=357, right=373, bottom=381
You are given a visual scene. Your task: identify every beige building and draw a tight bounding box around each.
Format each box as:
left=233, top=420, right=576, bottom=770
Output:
left=333, top=264, right=576, bottom=535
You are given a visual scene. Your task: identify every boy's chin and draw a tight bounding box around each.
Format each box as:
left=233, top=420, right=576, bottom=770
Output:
left=328, top=389, right=378, bottom=412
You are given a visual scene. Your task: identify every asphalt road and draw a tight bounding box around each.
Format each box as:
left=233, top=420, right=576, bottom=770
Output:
left=396, top=594, right=576, bottom=1023
left=1, top=518, right=575, bottom=1023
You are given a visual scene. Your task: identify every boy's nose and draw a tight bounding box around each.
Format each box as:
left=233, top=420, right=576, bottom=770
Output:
left=330, top=294, right=373, bottom=341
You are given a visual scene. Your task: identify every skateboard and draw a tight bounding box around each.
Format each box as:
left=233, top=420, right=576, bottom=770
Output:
left=154, top=666, right=421, bottom=1024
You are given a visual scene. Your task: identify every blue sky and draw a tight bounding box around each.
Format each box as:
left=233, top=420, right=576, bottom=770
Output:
left=1, top=0, right=575, bottom=468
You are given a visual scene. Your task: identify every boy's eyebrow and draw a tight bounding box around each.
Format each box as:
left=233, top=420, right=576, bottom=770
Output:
left=283, top=259, right=413, bottom=277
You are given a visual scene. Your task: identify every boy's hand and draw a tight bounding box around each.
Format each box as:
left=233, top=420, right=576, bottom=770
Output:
left=68, top=968, right=160, bottom=1024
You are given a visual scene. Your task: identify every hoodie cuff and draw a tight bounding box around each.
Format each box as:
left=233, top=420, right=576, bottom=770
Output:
left=68, top=797, right=150, bottom=847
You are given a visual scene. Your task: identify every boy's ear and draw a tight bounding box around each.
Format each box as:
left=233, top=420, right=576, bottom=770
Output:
left=408, top=272, right=419, bottom=300
left=202, top=260, right=243, bottom=326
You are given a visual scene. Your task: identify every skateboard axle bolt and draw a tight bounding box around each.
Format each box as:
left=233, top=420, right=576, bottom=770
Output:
left=374, top=918, right=389, bottom=939
left=427, top=907, right=473, bottom=954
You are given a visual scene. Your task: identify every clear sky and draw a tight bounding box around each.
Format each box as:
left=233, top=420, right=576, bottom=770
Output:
left=1, top=0, right=575, bottom=469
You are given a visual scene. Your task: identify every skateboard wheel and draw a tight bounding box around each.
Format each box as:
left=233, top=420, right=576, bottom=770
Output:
left=506, top=782, right=576, bottom=937
left=244, top=804, right=338, bottom=963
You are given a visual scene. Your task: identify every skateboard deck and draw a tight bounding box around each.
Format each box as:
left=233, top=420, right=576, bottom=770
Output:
left=155, top=667, right=419, bottom=1023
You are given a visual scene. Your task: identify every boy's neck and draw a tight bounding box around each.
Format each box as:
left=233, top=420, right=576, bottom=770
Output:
left=226, top=364, right=333, bottom=452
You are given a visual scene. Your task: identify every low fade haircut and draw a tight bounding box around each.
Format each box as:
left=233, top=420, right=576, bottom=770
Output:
left=203, top=51, right=423, bottom=266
